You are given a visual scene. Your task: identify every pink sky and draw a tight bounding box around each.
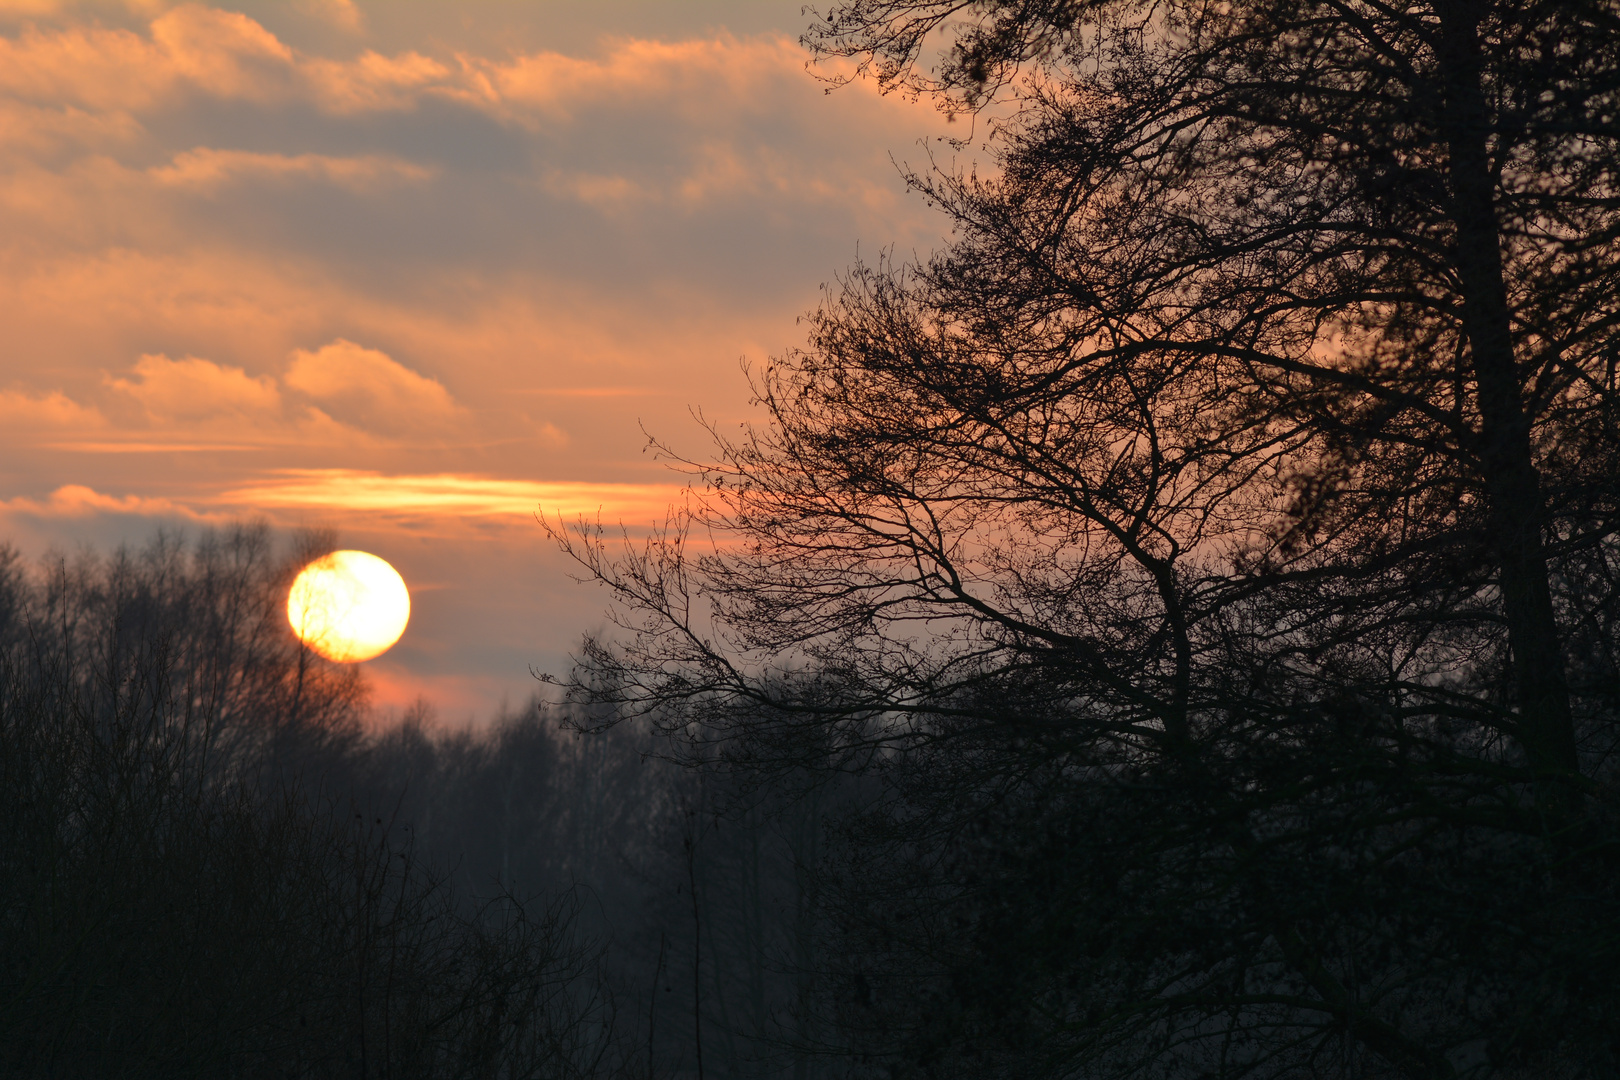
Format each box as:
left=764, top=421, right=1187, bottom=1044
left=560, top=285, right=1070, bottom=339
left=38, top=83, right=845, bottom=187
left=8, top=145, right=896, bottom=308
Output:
left=0, top=0, right=958, bottom=720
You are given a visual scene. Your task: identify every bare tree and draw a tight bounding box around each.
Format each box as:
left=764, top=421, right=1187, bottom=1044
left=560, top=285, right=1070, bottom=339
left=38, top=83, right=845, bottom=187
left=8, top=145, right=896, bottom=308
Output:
left=556, top=3, right=1620, bottom=1076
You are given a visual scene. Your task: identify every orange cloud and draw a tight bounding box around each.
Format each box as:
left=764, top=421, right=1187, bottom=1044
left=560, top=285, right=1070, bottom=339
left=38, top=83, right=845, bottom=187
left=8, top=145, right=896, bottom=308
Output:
left=0, top=483, right=200, bottom=519
left=107, top=353, right=280, bottom=420
left=0, top=387, right=104, bottom=428
left=147, top=5, right=292, bottom=95
left=1, top=11, right=933, bottom=128
left=302, top=49, right=450, bottom=112
left=0, top=99, right=143, bottom=154
left=150, top=148, right=434, bottom=192
left=0, top=471, right=686, bottom=530
left=41, top=440, right=256, bottom=452
left=463, top=34, right=807, bottom=122
left=284, top=339, right=460, bottom=434
left=0, top=243, right=777, bottom=488
left=0, top=6, right=293, bottom=112
left=60, top=342, right=471, bottom=448
left=0, top=6, right=445, bottom=116
left=0, top=8, right=949, bottom=236
left=218, top=469, right=684, bottom=524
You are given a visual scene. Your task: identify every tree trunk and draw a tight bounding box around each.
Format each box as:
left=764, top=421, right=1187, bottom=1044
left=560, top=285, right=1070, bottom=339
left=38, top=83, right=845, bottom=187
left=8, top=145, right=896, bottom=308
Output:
left=1438, top=4, right=1579, bottom=783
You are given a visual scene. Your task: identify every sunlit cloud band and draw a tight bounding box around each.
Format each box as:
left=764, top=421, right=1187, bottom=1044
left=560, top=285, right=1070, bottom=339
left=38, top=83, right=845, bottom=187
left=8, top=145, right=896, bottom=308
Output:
left=218, top=469, right=685, bottom=523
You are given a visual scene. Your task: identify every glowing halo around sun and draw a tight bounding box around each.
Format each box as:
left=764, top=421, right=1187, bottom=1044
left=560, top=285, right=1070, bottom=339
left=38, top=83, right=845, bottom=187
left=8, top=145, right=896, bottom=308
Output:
left=287, top=550, right=411, bottom=663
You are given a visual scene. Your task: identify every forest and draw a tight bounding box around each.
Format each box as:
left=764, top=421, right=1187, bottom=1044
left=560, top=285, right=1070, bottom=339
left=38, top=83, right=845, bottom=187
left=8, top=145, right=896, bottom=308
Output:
left=5, top=1, right=1620, bottom=1078
left=0, top=526, right=836, bottom=1078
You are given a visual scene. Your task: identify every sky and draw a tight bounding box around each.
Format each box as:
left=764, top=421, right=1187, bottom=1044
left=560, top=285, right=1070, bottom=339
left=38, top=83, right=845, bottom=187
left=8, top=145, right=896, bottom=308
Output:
left=0, top=0, right=960, bottom=721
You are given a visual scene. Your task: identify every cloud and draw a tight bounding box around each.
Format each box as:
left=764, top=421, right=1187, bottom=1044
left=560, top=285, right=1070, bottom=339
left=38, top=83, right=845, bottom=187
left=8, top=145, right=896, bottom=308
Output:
left=150, top=148, right=434, bottom=192
left=0, top=6, right=447, bottom=116
left=84, top=343, right=465, bottom=445
left=0, top=10, right=936, bottom=142
left=0, top=241, right=653, bottom=463
left=460, top=34, right=941, bottom=215
left=540, top=169, right=647, bottom=211
left=542, top=138, right=902, bottom=215
left=0, top=7, right=951, bottom=261
left=462, top=34, right=808, bottom=123
left=218, top=469, right=683, bottom=523
left=0, top=471, right=685, bottom=530
left=0, top=483, right=198, bottom=519
left=0, top=7, right=469, bottom=119
left=147, top=5, right=293, bottom=94
left=0, top=387, right=103, bottom=428
left=302, top=49, right=450, bottom=112
left=107, top=353, right=280, bottom=420
left=0, top=6, right=294, bottom=112
left=40, top=440, right=257, bottom=452
left=283, top=339, right=460, bottom=434
left=0, top=99, right=143, bottom=154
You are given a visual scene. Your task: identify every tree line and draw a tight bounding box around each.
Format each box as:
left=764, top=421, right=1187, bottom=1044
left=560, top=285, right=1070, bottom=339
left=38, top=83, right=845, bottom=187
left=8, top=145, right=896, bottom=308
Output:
left=0, top=529, right=626, bottom=1078
left=0, top=527, right=844, bottom=1079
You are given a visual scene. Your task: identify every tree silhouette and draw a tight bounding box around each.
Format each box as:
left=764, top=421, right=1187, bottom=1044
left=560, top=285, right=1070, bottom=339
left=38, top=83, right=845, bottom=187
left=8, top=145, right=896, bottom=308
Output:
left=558, top=3, right=1620, bottom=1075
left=0, top=529, right=627, bottom=1079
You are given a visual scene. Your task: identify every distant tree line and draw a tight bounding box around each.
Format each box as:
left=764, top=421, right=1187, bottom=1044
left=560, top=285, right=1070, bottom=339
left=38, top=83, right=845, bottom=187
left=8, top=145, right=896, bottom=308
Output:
left=0, top=529, right=627, bottom=1079
left=357, top=696, right=841, bottom=1080
left=0, top=527, right=842, bottom=1080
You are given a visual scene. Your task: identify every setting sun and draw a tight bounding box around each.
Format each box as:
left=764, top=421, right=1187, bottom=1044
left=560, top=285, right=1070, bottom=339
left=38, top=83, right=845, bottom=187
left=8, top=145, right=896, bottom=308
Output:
left=287, top=550, right=410, bottom=663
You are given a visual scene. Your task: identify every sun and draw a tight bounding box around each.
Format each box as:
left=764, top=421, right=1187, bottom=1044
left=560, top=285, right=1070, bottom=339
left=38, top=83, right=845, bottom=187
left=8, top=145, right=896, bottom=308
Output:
left=287, top=550, right=411, bottom=663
